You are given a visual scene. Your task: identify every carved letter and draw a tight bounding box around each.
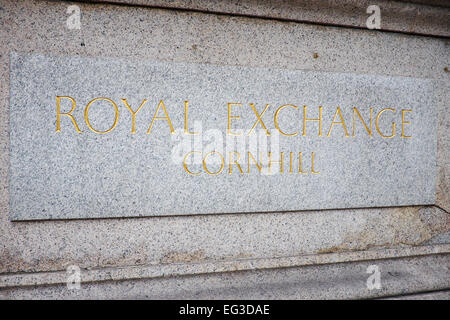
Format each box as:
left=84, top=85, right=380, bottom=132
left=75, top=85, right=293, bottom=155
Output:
left=375, top=108, right=396, bottom=138
left=327, top=107, right=349, bottom=137
left=121, top=98, right=147, bottom=134
left=84, top=97, right=119, bottom=134
left=227, top=103, right=242, bottom=136
left=303, top=106, right=322, bottom=137
left=147, top=100, right=175, bottom=134
left=274, top=105, right=298, bottom=136
left=248, top=103, right=271, bottom=136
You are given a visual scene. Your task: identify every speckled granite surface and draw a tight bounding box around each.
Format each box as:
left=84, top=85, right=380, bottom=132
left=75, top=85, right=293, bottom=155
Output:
left=9, top=52, right=437, bottom=220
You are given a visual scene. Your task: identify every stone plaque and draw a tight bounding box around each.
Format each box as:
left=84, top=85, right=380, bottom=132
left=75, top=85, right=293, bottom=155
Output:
left=9, top=52, right=437, bottom=220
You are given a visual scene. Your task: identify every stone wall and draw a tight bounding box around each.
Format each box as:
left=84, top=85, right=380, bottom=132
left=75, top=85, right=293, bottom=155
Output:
left=0, top=0, right=448, bottom=299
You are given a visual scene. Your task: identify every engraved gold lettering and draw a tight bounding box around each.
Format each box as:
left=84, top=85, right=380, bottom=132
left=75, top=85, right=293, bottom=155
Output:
left=203, top=151, right=225, bottom=175
left=312, top=152, right=319, bottom=174
left=227, top=103, right=242, bottom=136
left=289, top=152, right=293, bottom=173
left=229, top=152, right=244, bottom=174
left=184, top=101, right=199, bottom=135
left=303, top=106, right=323, bottom=137
left=56, top=96, right=81, bottom=133
left=121, top=98, right=147, bottom=134
left=375, top=108, right=396, bottom=138
left=352, top=107, right=373, bottom=137
left=401, top=109, right=412, bottom=138
left=298, top=152, right=307, bottom=174
left=247, top=152, right=263, bottom=173
left=268, top=152, right=283, bottom=174
left=327, top=107, right=349, bottom=137
left=248, top=103, right=270, bottom=136
left=183, top=151, right=201, bottom=175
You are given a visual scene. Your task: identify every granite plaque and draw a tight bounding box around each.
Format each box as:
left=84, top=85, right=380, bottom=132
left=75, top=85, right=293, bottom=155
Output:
left=9, top=52, right=437, bottom=220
